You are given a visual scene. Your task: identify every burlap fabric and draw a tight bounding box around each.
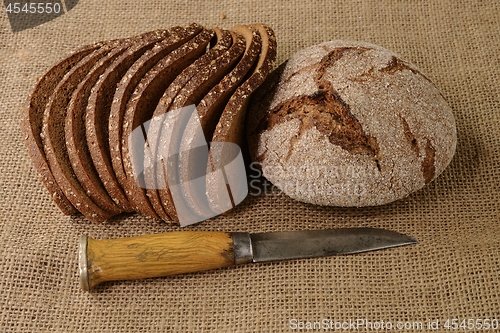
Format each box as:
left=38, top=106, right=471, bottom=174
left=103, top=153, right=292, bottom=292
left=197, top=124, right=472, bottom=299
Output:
left=1, top=1, right=499, bottom=332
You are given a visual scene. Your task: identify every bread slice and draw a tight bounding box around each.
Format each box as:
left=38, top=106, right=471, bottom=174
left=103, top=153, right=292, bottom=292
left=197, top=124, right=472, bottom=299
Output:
left=42, top=45, right=120, bottom=222
left=109, top=23, right=203, bottom=220
left=21, top=43, right=102, bottom=215
left=206, top=24, right=277, bottom=213
left=65, top=39, right=143, bottom=217
left=143, top=27, right=233, bottom=221
left=86, top=29, right=171, bottom=212
left=155, top=30, right=247, bottom=224
left=120, top=29, right=214, bottom=220
left=178, top=25, right=262, bottom=219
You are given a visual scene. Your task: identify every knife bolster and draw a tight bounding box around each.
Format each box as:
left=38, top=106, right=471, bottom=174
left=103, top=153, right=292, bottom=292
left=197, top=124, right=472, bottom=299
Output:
left=231, top=232, right=253, bottom=265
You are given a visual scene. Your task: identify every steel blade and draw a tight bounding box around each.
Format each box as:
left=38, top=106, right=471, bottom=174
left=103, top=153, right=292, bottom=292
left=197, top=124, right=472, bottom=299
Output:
left=250, top=228, right=416, bottom=263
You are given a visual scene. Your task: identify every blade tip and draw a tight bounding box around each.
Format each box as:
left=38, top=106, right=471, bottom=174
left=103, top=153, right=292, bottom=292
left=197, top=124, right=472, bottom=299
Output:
left=405, top=236, right=418, bottom=245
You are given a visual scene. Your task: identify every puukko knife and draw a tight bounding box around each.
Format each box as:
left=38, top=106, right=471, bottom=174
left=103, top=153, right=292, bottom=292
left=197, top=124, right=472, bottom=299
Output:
left=79, top=228, right=416, bottom=291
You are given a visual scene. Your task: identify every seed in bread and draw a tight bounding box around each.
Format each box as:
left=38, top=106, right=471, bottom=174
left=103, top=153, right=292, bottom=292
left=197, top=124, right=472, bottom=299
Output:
left=246, top=40, right=457, bottom=207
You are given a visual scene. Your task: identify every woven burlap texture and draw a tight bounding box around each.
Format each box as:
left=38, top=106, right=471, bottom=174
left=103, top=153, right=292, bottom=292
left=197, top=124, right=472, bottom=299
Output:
left=1, top=0, right=499, bottom=332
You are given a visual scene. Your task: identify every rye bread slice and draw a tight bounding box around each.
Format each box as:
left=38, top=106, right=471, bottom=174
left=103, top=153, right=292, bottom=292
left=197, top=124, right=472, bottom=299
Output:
left=65, top=40, right=142, bottom=216
left=109, top=23, right=203, bottom=220
left=206, top=24, right=277, bottom=213
left=178, top=25, right=262, bottom=218
left=120, top=29, right=214, bottom=220
left=21, top=43, right=102, bottom=215
left=42, top=45, right=120, bottom=222
left=143, top=27, right=233, bottom=221
left=155, top=30, right=247, bottom=224
left=86, top=29, right=171, bottom=213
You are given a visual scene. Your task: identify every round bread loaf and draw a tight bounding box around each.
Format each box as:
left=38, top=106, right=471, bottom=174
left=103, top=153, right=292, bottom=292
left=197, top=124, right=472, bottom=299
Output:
left=247, top=40, right=457, bottom=207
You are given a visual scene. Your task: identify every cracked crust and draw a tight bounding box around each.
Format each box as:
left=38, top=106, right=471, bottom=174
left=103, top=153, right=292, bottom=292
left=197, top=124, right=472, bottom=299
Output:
left=255, top=86, right=381, bottom=170
left=247, top=40, right=457, bottom=207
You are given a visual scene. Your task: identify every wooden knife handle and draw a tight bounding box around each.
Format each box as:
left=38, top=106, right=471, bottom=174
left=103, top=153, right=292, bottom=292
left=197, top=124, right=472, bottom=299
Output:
left=79, top=232, right=235, bottom=291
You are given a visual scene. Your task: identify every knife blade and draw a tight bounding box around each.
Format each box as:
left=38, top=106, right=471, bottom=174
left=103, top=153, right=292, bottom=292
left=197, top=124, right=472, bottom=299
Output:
left=79, top=228, right=416, bottom=291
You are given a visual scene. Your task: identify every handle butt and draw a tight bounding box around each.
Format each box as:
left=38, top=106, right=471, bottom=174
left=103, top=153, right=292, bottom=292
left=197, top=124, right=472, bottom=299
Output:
left=79, top=235, right=90, bottom=291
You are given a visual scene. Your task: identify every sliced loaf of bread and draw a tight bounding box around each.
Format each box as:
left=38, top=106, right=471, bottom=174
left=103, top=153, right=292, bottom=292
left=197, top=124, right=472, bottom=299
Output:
left=109, top=23, right=203, bottom=220
left=65, top=40, right=140, bottom=218
left=155, top=30, right=246, bottom=223
left=23, top=23, right=277, bottom=224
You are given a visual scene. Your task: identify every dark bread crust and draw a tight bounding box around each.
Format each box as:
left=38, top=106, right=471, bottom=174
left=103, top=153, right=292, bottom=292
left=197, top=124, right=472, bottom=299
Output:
left=109, top=23, right=203, bottom=220
left=207, top=24, right=277, bottom=213
left=20, top=43, right=103, bottom=215
left=42, top=46, right=119, bottom=222
left=155, top=29, right=246, bottom=223
left=256, top=83, right=382, bottom=170
left=179, top=25, right=262, bottom=218
left=86, top=29, right=171, bottom=213
left=120, top=29, right=214, bottom=219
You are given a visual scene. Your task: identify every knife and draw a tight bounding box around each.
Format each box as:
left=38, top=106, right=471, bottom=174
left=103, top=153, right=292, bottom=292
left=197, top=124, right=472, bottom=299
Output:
left=79, top=228, right=416, bottom=291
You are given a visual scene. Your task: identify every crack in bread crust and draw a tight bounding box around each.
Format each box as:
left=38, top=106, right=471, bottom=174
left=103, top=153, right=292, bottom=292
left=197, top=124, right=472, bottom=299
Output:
left=256, top=46, right=381, bottom=167
left=380, top=56, right=420, bottom=75
left=400, top=116, right=420, bottom=156
left=314, top=47, right=369, bottom=83
left=422, top=139, right=436, bottom=184
left=380, top=56, right=435, bottom=85
left=258, top=86, right=381, bottom=170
